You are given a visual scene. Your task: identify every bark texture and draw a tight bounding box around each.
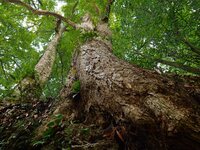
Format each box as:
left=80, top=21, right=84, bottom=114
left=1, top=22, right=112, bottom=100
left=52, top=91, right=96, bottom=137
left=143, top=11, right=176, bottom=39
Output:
left=35, top=25, right=65, bottom=85
left=60, top=38, right=200, bottom=149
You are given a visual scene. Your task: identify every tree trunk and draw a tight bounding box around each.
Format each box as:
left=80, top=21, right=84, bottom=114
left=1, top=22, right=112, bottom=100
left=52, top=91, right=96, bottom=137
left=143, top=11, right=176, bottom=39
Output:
left=34, top=24, right=66, bottom=86
left=14, top=25, right=66, bottom=101
left=5, top=1, right=200, bottom=149
left=59, top=38, right=200, bottom=149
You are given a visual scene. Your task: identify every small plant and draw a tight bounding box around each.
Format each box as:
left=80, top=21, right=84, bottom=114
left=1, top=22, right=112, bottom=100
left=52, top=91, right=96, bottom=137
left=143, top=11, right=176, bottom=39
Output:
left=48, top=114, right=63, bottom=127
left=80, top=128, right=90, bottom=136
left=81, top=31, right=98, bottom=41
left=72, top=80, right=81, bottom=94
left=32, top=114, right=64, bottom=147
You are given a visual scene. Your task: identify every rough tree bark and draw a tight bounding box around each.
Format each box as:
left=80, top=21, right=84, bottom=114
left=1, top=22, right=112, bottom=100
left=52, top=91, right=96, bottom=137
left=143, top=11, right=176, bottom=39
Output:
left=59, top=37, right=200, bottom=149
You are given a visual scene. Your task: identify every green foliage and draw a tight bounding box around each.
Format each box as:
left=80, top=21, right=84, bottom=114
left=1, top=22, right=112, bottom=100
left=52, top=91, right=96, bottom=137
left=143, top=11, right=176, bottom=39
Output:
left=64, top=126, right=73, bottom=148
left=61, top=0, right=108, bottom=24
left=111, top=0, right=200, bottom=74
left=0, top=1, right=57, bottom=99
left=72, top=80, right=81, bottom=94
left=1, top=0, right=199, bottom=99
left=0, top=0, right=84, bottom=99
left=32, top=114, right=64, bottom=146
left=0, top=2, right=40, bottom=98
left=80, top=31, right=98, bottom=42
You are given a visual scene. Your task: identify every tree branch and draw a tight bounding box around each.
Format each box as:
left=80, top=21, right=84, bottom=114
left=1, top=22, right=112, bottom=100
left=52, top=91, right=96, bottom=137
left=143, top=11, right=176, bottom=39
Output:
left=133, top=51, right=200, bottom=75
left=181, top=38, right=200, bottom=56
left=5, top=0, right=77, bottom=28
left=156, top=59, right=200, bottom=75
left=172, top=13, right=200, bottom=56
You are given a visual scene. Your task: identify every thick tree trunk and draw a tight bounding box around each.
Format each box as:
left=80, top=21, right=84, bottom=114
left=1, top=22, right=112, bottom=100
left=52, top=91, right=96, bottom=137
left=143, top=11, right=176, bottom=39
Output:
left=60, top=38, right=200, bottom=149
left=6, top=1, right=200, bottom=149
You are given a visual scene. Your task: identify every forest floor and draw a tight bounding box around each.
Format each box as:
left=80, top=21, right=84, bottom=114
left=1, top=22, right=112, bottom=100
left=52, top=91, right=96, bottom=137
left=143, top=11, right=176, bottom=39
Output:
left=1, top=98, right=200, bottom=150
left=0, top=98, right=118, bottom=150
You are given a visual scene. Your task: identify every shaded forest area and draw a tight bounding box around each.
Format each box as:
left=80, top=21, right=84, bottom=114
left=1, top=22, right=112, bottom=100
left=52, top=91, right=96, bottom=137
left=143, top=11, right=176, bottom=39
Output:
left=0, top=0, right=200, bottom=149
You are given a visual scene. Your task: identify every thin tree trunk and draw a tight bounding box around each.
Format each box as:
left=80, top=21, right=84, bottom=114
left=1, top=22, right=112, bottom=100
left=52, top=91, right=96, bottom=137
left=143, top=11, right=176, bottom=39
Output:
left=34, top=25, right=65, bottom=85
left=15, top=25, right=66, bottom=100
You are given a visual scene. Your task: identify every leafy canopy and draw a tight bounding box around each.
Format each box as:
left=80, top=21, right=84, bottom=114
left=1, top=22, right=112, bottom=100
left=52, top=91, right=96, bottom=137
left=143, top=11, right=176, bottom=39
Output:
left=111, top=0, right=200, bottom=74
left=0, top=0, right=108, bottom=98
left=0, top=0, right=199, bottom=99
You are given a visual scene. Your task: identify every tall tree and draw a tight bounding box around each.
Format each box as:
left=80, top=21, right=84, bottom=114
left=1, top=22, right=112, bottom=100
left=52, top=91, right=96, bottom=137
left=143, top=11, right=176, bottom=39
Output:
left=1, top=0, right=200, bottom=149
